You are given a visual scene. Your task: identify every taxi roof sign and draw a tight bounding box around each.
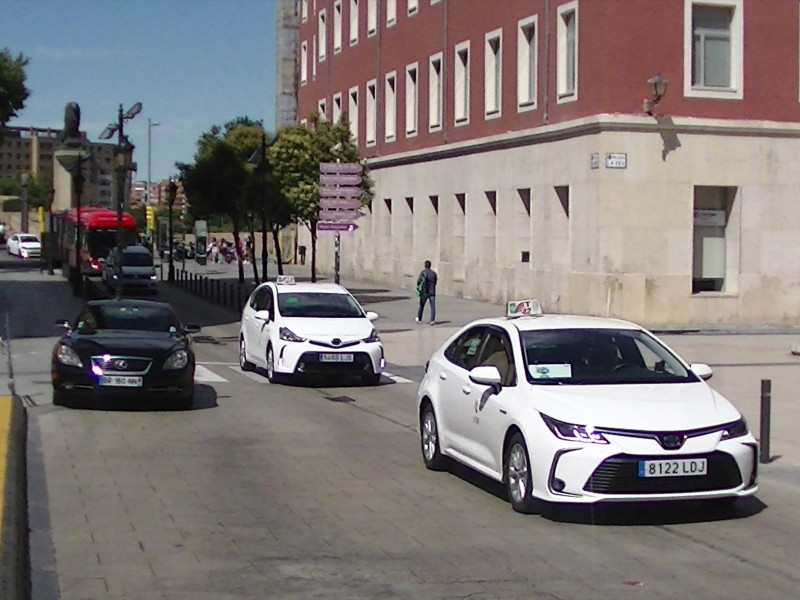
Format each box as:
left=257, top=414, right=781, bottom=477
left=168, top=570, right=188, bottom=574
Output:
left=507, top=299, right=543, bottom=318
left=276, top=275, right=296, bottom=285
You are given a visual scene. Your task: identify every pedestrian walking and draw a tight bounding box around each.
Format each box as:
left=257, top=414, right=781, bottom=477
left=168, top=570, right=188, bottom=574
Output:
left=415, top=260, right=438, bottom=325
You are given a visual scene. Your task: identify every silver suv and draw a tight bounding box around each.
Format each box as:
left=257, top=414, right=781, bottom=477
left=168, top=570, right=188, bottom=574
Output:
left=103, top=245, right=158, bottom=295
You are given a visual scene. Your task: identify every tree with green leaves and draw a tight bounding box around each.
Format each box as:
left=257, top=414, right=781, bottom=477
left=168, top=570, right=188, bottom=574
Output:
left=269, top=112, right=373, bottom=282
left=179, top=140, right=248, bottom=281
left=0, top=48, right=30, bottom=137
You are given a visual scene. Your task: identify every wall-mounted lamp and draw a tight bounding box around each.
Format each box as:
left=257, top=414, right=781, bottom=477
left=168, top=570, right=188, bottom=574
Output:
left=643, top=74, right=668, bottom=116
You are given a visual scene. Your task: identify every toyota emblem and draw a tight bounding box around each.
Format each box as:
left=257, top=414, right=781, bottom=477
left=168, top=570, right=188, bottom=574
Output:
left=659, top=434, right=686, bottom=450
left=331, top=338, right=342, bottom=346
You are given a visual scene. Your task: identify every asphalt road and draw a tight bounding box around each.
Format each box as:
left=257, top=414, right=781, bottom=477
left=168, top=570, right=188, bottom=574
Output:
left=4, top=255, right=800, bottom=599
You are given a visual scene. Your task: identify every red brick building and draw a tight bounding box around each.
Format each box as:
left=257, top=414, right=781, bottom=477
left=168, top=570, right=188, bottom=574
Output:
left=296, top=0, right=800, bottom=325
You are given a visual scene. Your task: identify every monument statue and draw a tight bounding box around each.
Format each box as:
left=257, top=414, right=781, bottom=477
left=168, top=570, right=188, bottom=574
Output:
left=60, top=102, right=83, bottom=147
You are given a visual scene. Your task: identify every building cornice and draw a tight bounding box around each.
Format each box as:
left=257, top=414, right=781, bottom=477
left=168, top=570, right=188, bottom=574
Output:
left=365, top=114, right=800, bottom=169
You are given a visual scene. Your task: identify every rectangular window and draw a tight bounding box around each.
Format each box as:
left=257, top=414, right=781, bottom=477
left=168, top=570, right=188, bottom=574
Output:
left=405, top=63, right=418, bottom=136
left=367, top=0, right=377, bottom=35
left=692, top=186, right=737, bottom=293
left=556, top=2, right=577, bottom=101
left=312, top=36, right=317, bottom=78
left=408, top=0, right=418, bottom=15
left=301, top=41, right=308, bottom=85
left=301, top=0, right=308, bottom=21
left=429, top=53, right=443, bottom=131
left=454, top=42, right=470, bottom=125
left=387, top=0, right=397, bottom=26
left=318, top=98, right=327, bottom=120
left=318, top=9, right=327, bottom=61
left=517, top=16, right=537, bottom=110
left=485, top=30, right=502, bottom=117
left=333, top=1, right=343, bottom=53
left=349, top=0, right=359, bottom=44
left=332, top=93, right=343, bottom=123
left=366, top=79, right=377, bottom=145
left=684, top=0, right=742, bottom=99
left=385, top=72, right=397, bottom=141
left=348, top=86, right=359, bottom=143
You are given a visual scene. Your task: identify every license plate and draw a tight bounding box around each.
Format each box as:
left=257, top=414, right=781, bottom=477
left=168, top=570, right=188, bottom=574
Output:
left=319, top=353, right=354, bottom=362
left=100, top=375, right=143, bottom=387
left=638, top=458, right=707, bottom=478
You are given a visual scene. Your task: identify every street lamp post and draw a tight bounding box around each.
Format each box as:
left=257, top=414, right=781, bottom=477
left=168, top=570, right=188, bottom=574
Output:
left=47, top=188, right=55, bottom=275
left=100, top=102, right=141, bottom=300
left=147, top=118, right=159, bottom=244
left=168, top=178, right=177, bottom=282
left=73, top=161, right=86, bottom=296
left=20, top=173, right=29, bottom=232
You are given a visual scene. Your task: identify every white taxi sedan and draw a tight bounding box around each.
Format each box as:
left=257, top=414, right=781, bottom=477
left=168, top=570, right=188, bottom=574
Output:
left=417, top=299, right=758, bottom=513
left=238, top=276, right=384, bottom=384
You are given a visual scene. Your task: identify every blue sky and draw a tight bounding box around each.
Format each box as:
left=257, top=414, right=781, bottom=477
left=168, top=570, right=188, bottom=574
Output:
left=3, top=0, right=277, bottom=182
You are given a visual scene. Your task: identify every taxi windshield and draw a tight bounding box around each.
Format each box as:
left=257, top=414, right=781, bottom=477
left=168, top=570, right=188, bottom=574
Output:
left=277, top=292, right=364, bottom=318
left=520, top=328, right=698, bottom=385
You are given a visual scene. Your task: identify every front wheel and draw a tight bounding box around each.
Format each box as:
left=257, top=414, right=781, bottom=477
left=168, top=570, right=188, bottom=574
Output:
left=266, top=344, right=283, bottom=383
left=239, top=337, right=255, bottom=372
left=504, top=433, right=538, bottom=514
left=420, top=404, right=451, bottom=471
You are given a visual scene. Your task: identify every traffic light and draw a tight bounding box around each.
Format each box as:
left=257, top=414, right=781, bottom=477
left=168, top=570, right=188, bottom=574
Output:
left=146, top=206, right=155, bottom=230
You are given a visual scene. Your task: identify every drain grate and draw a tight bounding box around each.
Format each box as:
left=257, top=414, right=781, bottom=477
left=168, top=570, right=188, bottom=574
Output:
left=326, top=395, right=355, bottom=403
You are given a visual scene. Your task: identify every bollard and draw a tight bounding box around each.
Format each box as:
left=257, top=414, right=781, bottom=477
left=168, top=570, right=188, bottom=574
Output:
left=238, top=284, right=243, bottom=312
left=760, top=379, right=771, bottom=463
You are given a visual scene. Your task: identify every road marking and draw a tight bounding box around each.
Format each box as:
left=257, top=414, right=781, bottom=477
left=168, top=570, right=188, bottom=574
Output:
left=195, top=362, right=416, bottom=385
left=383, top=373, right=414, bottom=384
left=194, top=365, right=229, bottom=383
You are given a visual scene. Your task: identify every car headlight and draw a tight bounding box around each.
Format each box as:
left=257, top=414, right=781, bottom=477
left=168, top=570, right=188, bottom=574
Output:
left=55, top=344, right=83, bottom=368
left=150, top=275, right=158, bottom=280
left=163, top=350, right=189, bottom=370
left=279, top=327, right=305, bottom=342
left=721, top=418, right=748, bottom=439
left=21, top=249, right=29, bottom=257
left=363, top=329, right=380, bottom=343
left=541, top=414, right=609, bottom=444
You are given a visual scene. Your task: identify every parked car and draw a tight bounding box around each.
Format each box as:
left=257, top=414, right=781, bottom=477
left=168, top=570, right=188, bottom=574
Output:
left=238, top=275, right=384, bottom=385
left=103, top=245, right=158, bottom=295
left=417, top=298, right=758, bottom=514
left=7, top=233, right=41, bottom=259
left=51, top=299, right=201, bottom=409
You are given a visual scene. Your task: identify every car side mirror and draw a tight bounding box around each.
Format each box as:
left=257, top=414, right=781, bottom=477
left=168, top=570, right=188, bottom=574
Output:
left=470, top=365, right=503, bottom=393
left=184, top=323, right=201, bottom=334
left=690, top=363, right=713, bottom=380
left=366, top=311, right=379, bottom=321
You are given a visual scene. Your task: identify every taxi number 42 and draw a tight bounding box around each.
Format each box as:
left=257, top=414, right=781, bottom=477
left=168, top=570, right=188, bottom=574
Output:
left=639, top=458, right=707, bottom=478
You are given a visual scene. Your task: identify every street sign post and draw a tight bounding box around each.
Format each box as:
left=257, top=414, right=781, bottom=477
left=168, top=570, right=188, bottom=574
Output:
left=319, top=161, right=363, bottom=283
left=317, top=222, right=359, bottom=232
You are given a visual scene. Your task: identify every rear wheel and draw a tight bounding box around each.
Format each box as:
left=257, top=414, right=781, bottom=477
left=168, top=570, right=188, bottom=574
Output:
left=239, top=337, right=255, bottom=372
left=504, top=433, right=538, bottom=514
left=420, top=404, right=451, bottom=471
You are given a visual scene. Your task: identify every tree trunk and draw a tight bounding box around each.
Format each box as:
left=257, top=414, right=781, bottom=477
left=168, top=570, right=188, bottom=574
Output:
left=232, top=216, right=244, bottom=284
left=272, top=228, right=283, bottom=275
left=260, top=210, right=268, bottom=282
left=248, top=216, right=259, bottom=285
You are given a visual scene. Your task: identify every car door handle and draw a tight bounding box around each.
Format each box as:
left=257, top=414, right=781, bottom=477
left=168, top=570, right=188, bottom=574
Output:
left=461, top=386, right=471, bottom=395
left=439, top=372, right=447, bottom=380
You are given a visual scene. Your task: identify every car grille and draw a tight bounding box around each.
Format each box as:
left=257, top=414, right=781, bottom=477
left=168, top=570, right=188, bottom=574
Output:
left=583, top=451, right=742, bottom=494
left=90, top=355, right=153, bottom=374
left=296, top=351, right=373, bottom=374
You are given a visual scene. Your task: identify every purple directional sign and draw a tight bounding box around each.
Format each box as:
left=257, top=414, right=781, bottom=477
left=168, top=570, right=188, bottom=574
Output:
left=319, top=209, right=362, bottom=221
left=319, top=173, right=362, bottom=186
left=320, top=162, right=361, bottom=174
left=317, top=221, right=359, bottom=232
left=319, top=185, right=362, bottom=198
left=319, top=198, right=363, bottom=210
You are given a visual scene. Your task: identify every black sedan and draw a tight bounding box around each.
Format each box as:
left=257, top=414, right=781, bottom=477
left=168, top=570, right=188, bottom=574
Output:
left=51, top=299, right=201, bottom=409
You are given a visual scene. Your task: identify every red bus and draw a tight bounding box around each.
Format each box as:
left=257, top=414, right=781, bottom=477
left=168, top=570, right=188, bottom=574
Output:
left=53, top=207, right=138, bottom=283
